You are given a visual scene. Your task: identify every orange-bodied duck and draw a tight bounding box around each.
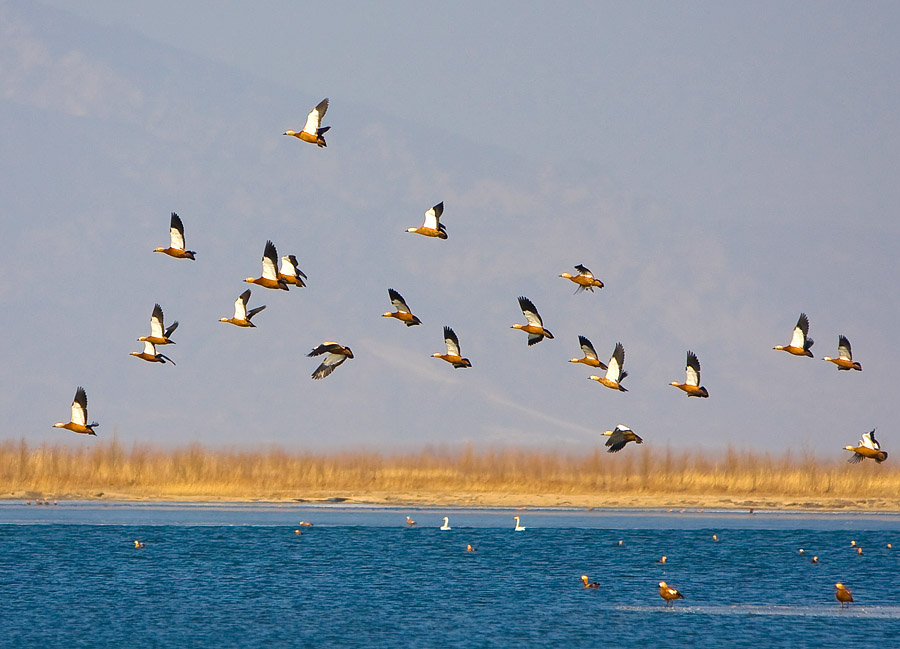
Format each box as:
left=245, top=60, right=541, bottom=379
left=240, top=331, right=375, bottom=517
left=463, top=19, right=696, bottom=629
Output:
left=669, top=350, right=708, bottom=398
left=308, top=342, right=354, bottom=379
left=406, top=202, right=447, bottom=239
left=581, top=575, right=600, bottom=589
left=569, top=335, right=608, bottom=370
left=511, top=296, right=554, bottom=345
left=844, top=429, right=887, bottom=464
left=245, top=241, right=289, bottom=291
left=774, top=313, right=814, bottom=357
left=588, top=342, right=628, bottom=391
left=383, top=289, right=422, bottom=327
left=835, top=583, right=853, bottom=608
left=602, top=424, right=643, bottom=453
left=823, top=335, right=862, bottom=371
left=283, top=98, right=330, bottom=147
left=559, top=264, right=604, bottom=293
left=138, top=304, right=178, bottom=346
left=658, top=581, right=684, bottom=607
left=278, top=254, right=307, bottom=288
left=131, top=341, right=175, bottom=365
left=53, top=387, right=98, bottom=436
left=154, top=212, right=196, bottom=260
left=219, top=289, right=266, bottom=328
left=432, top=326, right=471, bottom=368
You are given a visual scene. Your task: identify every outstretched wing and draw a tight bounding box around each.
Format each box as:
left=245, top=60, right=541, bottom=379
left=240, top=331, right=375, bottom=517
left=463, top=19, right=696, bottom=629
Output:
left=605, top=342, right=625, bottom=382
left=517, top=296, right=543, bottom=327
left=790, top=313, right=810, bottom=349
left=150, top=304, right=165, bottom=338
left=443, top=326, right=462, bottom=357
left=422, top=202, right=444, bottom=230
left=388, top=288, right=411, bottom=314
left=837, top=335, right=853, bottom=361
left=605, top=428, right=628, bottom=453
left=71, top=387, right=88, bottom=426
left=234, top=289, right=251, bottom=320
left=574, top=264, right=593, bottom=278
left=169, top=212, right=186, bottom=250
left=303, top=98, right=329, bottom=135
left=685, top=350, right=701, bottom=387
left=261, top=240, right=279, bottom=280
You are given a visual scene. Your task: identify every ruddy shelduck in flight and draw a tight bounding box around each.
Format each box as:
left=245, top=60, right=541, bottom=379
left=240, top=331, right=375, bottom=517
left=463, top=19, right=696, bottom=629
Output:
left=383, top=289, right=422, bottom=327
left=406, top=202, right=447, bottom=239
left=602, top=424, right=643, bottom=453
left=53, top=387, right=98, bottom=436
left=670, top=350, right=709, bottom=398
left=245, top=241, right=289, bottom=291
left=823, top=335, right=862, bottom=371
left=511, top=296, right=554, bottom=345
left=588, top=342, right=628, bottom=391
left=131, top=341, right=175, bottom=365
left=569, top=335, right=608, bottom=370
left=844, top=429, right=887, bottom=464
left=154, top=212, right=196, bottom=260
left=559, top=264, right=604, bottom=293
left=308, top=342, right=354, bottom=379
left=432, top=326, right=471, bottom=368
left=278, top=254, right=307, bottom=288
left=659, top=581, right=684, bottom=607
left=283, top=98, right=330, bottom=147
left=138, top=304, right=178, bottom=346
left=774, top=313, right=814, bottom=357
left=219, top=289, right=266, bottom=327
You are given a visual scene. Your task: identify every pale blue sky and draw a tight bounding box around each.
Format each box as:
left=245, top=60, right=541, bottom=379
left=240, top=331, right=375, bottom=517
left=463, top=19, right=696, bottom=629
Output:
left=2, top=1, right=899, bottom=455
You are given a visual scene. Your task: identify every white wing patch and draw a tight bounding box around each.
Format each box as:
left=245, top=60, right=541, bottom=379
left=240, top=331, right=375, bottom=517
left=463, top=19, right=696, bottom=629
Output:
left=170, top=225, right=185, bottom=250
left=685, top=364, right=700, bottom=387
left=234, top=293, right=249, bottom=320
left=789, top=325, right=806, bottom=349
left=302, top=98, right=328, bottom=135
left=71, top=399, right=87, bottom=426
left=143, top=340, right=157, bottom=355
left=261, top=252, right=279, bottom=280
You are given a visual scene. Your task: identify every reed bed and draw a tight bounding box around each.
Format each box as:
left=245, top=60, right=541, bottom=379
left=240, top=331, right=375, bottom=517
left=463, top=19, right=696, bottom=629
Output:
left=2, top=439, right=899, bottom=506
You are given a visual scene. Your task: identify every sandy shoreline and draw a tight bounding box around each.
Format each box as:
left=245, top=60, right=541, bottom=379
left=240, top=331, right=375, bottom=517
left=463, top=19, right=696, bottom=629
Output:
left=5, top=490, right=900, bottom=512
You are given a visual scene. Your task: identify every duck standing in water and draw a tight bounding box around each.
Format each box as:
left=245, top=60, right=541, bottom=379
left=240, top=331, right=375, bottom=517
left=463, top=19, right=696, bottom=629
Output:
left=658, top=581, right=684, bottom=607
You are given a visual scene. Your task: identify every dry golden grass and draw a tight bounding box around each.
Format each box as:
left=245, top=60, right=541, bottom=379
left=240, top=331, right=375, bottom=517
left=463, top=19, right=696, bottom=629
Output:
left=3, top=439, right=900, bottom=509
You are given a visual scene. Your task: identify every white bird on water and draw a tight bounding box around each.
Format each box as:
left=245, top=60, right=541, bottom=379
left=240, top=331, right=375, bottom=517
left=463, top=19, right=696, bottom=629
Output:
left=440, top=516, right=451, bottom=530
left=514, top=516, right=526, bottom=531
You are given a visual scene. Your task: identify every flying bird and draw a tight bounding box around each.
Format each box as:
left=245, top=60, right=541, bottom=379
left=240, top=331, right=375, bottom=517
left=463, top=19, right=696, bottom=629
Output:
left=138, top=304, right=178, bottom=346
left=823, top=335, right=862, bottom=371
left=602, top=424, right=643, bottom=453
left=559, top=264, right=604, bottom=293
left=382, top=289, right=422, bottom=326
left=53, top=387, right=98, bottom=436
left=658, top=581, right=684, bottom=607
left=432, top=326, right=471, bottom=368
left=844, top=429, right=887, bottom=464
left=774, top=313, right=814, bottom=357
left=588, top=342, right=628, bottom=391
left=245, top=241, right=289, bottom=291
left=406, top=202, right=447, bottom=239
left=569, top=335, right=608, bottom=369
left=154, top=212, right=196, bottom=260
left=283, top=97, right=330, bottom=147
left=131, top=341, right=176, bottom=365
left=511, top=296, right=554, bottom=345
left=219, top=289, right=266, bottom=327
left=834, top=583, right=853, bottom=608
left=669, top=350, right=709, bottom=397
left=278, top=255, right=308, bottom=288
left=308, top=342, right=354, bottom=379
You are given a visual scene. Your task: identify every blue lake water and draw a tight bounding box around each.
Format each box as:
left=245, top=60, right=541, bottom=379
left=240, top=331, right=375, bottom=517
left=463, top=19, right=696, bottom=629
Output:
left=2, top=503, right=899, bottom=648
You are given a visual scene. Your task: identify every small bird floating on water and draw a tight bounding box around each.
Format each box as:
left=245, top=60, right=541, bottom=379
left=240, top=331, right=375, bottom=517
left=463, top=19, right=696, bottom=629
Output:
left=131, top=341, right=175, bottom=365
left=406, top=516, right=416, bottom=526
left=670, top=350, right=709, bottom=398
left=569, top=335, right=607, bottom=370
left=383, top=289, right=422, bottom=327
left=154, top=212, right=196, bottom=260
left=406, top=202, right=447, bottom=239
left=581, top=575, right=600, bottom=589
left=658, top=581, right=684, bottom=607
left=440, top=516, right=451, bottom=530
left=559, top=264, right=604, bottom=293
left=466, top=544, right=476, bottom=553
left=514, top=516, right=526, bottom=531
left=588, top=342, right=628, bottom=392
left=53, top=387, right=98, bottom=436
left=138, top=303, right=178, bottom=346
left=657, top=556, right=667, bottom=564
left=219, top=289, right=266, bottom=328
left=844, top=429, right=887, bottom=464
left=811, top=556, right=818, bottom=564
left=245, top=241, right=289, bottom=291
left=823, top=335, right=862, bottom=371
left=774, top=313, right=814, bottom=357
left=432, top=326, right=471, bottom=368
left=602, top=424, right=643, bottom=453
left=307, top=342, right=354, bottom=379
left=283, top=98, right=330, bottom=147
left=134, top=540, right=144, bottom=548
left=835, top=583, right=853, bottom=608
left=511, top=296, right=554, bottom=345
